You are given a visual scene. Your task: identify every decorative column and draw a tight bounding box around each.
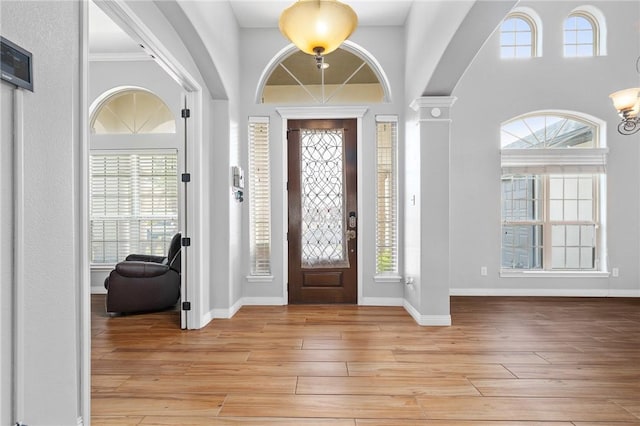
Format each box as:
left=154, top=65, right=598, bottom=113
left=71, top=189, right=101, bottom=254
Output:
left=405, top=96, right=456, bottom=325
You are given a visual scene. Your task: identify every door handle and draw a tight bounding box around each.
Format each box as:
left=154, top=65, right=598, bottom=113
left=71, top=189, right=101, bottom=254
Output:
left=346, top=229, right=356, bottom=241
left=348, top=212, right=357, bottom=228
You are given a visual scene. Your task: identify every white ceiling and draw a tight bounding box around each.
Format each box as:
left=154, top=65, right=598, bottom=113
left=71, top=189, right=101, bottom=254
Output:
left=90, top=0, right=414, bottom=54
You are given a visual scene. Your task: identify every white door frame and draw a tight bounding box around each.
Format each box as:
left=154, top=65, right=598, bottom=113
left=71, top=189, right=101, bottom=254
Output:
left=82, top=0, right=205, bottom=422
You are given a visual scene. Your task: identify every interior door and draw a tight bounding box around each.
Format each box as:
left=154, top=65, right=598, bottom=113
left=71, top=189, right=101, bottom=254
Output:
left=288, top=119, right=357, bottom=304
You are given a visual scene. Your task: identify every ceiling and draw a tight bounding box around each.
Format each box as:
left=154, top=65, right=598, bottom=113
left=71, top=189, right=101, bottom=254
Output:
left=90, top=0, right=414, bottom=54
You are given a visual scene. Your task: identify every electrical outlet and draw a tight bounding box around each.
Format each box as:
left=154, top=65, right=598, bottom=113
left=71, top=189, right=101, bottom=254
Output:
left=480, top=266, right=488, bottom=276
left=612, top=267, right=619, bottom=277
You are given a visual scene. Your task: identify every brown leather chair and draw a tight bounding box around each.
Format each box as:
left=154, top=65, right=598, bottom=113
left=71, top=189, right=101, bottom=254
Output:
left=104, top=233, right=181, bottom=314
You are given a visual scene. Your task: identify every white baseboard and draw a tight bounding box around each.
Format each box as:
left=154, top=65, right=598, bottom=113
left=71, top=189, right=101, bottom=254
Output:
left=91, top=286, right=107, bottom=295
left=403, top=300, right=451, bottom=326
left=241, top=296, right=287, bottom=306
left=360, top=297, right=404, bottom=306
left=450, top=288, right=640, bottom=297
left=77, top=416, right=84, bottom=426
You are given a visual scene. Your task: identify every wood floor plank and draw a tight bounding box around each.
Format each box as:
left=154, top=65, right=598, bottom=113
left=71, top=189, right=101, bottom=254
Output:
left=416, top=397, right=638, bottom=422
left=356, top=421, right=573, bottom=426
left=92, top=393, right=225, bottom=417
left=219, top=394, right=425, bottom=419
left=296, top=376, right=480, bottom=396
left=139, top=417, right=356, bottom=425
left=471, top=378, right=640, bottom=399
left=92, top=416, right=144, bottom=425
left=102, top=350, right=250, bottom=363
left=185, top=361, right=348, bottom=377
left=503, top=364, right=640, bottom=380
left=117, top=375, right=297, bottom=394
left=347, top=362, right=516, bottom=379
left=248, top=349, right=396, bottom=362
left=393, top=351, right=549, bottom=364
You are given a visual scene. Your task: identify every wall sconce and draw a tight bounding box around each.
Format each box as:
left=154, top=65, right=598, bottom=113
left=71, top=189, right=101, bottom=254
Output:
left=609, top=57, right=640, bottom=135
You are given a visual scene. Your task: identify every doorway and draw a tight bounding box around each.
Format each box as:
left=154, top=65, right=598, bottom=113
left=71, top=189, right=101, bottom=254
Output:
left=287, top=118, right=358, bottom=303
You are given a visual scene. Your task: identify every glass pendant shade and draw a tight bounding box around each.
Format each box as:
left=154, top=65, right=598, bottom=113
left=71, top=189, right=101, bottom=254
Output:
left=279, top=0, right=358, bottom=56
left=609, top=87, right=640, bottom=114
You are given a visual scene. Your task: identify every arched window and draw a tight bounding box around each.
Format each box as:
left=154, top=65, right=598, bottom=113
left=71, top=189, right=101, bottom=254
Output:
left=500, top=112, right=608, bottom=273
left=563, top=8, right=605, bottom=57
left=92, top=89, right=176, bottom=134
left=89, top=89, right=179, bottom=263
left=500, top=13, right=537, bottom=59
left=259, top=44, right=389, bottom=104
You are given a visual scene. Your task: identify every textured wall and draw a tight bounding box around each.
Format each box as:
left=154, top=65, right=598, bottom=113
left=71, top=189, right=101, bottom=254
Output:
left=1, top=0, right=83, bottom=424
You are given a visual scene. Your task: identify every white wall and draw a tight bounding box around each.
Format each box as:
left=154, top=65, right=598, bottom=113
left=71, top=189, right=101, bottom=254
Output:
left=1, top=81, right=15, bottom=426
left=450, top=1, right=640, bottom=295
left=1, top=1, right=83, bottom=424
left=239, top=26, right=407, bottom=305
left=88, top=59, right=185, bottom=293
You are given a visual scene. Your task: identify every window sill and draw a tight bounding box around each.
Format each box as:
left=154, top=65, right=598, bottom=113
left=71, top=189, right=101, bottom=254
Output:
left=500, top=270, right=609, bottom=278
left=374, top=275, right=403, bottom=283
left=247, top=275, right=274, bottom=283
left=91, top=263, right=116, bottom=271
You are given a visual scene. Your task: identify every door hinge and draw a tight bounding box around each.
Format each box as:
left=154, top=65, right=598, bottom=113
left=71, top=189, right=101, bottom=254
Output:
left=181, top=108, right=191, bottom=118
left=182, top=301, right=191, bottom=311
left=286, top=232, right=288, bottom=241
left=286, top=182, right=288, bottom=190
left=181, top=173, right=191, bottom=182
left=181, top=237, right=191, bottom=247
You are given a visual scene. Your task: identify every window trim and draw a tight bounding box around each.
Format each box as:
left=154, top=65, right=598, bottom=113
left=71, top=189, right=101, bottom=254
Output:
left=248, top=116, right=272, bottom=277
left=563, top=6, right=607, bottom=57
left=374, top=115, right=399, bottom=277
left=500, top=8, right=542, bottom=59
left=500, top=112, right=607, bottom=275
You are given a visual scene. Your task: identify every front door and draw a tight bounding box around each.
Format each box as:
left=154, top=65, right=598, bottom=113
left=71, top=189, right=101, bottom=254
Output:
left=287, top=119, right=357, bottom=304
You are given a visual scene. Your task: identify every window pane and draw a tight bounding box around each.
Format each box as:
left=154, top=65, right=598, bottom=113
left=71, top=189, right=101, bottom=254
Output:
left=249, top=119, right=272, bottom=275
left=579, top=178, right=593, bottom=199
left=564, top=30, right=577, bottom=44
left=515, top=18, right=529, bottom=31
left=577, top=44, right=594, bottom=57
left=566, top=225, right=580, bottom=246
left=564, top=200, right=578, bottom=221
left=552, top=247, right=565, bottom=269
left=550, top=200, right=563, bottom=221
left=564, top=178, right=578, bottom=199
left=581, top=225, right=595, bottom=245
left=552, top=225, right=565, bottom=246
left=516, top=46, right=531, bottom=58
left=578, top=200, right=593, bottom=221
left=580, top=248, right=594, bottom=268
left=566, top=247, right=580, bottom=268
left=501, top=225, right=543, bottom=269
left=501, top=32, right=515, bottom=45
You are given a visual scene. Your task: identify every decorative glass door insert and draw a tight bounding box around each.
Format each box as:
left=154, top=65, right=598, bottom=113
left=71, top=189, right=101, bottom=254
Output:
left=299, top=128, right=349, bottom=268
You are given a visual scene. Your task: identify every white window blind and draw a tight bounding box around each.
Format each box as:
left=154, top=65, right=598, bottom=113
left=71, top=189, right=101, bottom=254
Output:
left=248, top=117, right=272, bottom=275
left=375, top=116, right=398, bottom=274
left=90, top=152, right=178, bottom=263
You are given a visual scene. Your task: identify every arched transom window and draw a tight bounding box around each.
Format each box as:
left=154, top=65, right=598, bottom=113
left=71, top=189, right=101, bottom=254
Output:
left=92, top=89, right=176, bottom=134
left=261, top=47, right=384, bottom=104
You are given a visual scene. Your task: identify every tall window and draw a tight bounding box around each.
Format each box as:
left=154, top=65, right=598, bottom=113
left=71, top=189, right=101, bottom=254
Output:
left=501, top=113, right=607, bottom=272
left=90, top=89, right=179, bottom=264
left=564, top=13, right=597, bottom=57
left=90, top=152, right=178, bottom=263
left=500, top=13, right=535, bottom=58
left=375, top=116, right=398, bottom=274
left=248, top=117, right=272, bottom=276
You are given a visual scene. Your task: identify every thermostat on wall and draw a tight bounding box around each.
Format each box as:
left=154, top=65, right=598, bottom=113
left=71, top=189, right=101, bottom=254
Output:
left=1, top=36, right=33, bottom=91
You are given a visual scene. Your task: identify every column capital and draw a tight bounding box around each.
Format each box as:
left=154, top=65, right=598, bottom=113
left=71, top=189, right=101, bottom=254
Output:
left=410, top=96, right=457, bottom=121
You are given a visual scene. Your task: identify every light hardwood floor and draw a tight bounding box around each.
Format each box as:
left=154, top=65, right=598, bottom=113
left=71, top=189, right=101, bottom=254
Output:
left=91, top=295, right=640, bottom=425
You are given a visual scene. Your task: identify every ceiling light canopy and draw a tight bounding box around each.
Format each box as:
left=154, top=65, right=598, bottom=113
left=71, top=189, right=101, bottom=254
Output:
left=279, top=0, right=358, bottom=57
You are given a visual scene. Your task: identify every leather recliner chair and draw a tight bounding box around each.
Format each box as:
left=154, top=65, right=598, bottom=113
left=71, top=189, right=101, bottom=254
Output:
left=104, top=233, right=181, bottom=314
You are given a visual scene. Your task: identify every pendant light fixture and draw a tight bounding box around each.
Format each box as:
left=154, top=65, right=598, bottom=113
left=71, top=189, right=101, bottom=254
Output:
left=279, top=0, right=358, bottom=58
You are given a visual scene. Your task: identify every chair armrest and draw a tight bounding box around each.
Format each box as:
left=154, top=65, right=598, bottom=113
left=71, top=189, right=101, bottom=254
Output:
left=125, top=254, right=167, bottom=263
left=115, top=261, right=169, bottom=278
